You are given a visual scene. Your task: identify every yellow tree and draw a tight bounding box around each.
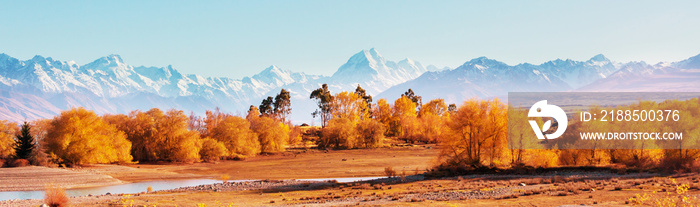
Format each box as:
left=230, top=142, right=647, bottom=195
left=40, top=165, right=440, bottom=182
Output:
left=0, top=120, right=18, bottom=159
left=355, top=119, right=385, bottom=148
left=320, top=117, right=357, bottom=149
left=439, top=99, right=508, bottom=167
left=199, top=138, right=228, bottom=162
left=203, top=108, right=230, bottom=138
left=393, top=96, right=419, bottom=141
left=373, top=99, right=394, bottom=136
left=115, top=108, right=201, bottom=162
left=210, top=116, right=260, bottom=157
left=45, top=108, right=132, bottom=165
left=330, top=91, right=369, bottom=123
left=251, top=116, right=288, bottom=154
left=419, top=98, right=448, bottom=117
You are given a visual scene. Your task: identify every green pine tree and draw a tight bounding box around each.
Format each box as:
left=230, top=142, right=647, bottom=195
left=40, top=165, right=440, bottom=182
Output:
left=14, top=122, right=35, bottom=160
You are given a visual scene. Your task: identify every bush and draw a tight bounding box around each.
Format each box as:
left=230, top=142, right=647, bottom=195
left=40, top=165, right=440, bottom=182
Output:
left=199, top=138, right=228, bottom=162
left=8, top=159, right=30, bottom=167
left=209, top=116, right=260, bottom=157
left=355, top=119, right=384, bottom=148
left=384, top=167, right=397, bottom=178
left=45, top=108, right=133, bottom=165
left=251, top=116, right=288, bottom=154
left=45, top=185, right=69, bottom=207
left=0, top=120, right=18, bottom=159
left=319, top=118, right=356, bottom=149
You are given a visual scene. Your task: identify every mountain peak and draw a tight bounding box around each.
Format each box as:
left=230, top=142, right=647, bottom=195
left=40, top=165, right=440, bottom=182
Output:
left=588, top=54, right=609, bottom=62
left=465, top=56, right=506, bottom=67
left=673, top=53, right=700, bottom=69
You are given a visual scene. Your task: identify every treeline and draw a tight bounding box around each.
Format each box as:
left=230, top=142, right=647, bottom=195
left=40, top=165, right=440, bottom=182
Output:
left=0, top=89, right=299, bottom=166
left=439, top=97, right=700, bottom=172
left=1, top=83, right=697, bottom=172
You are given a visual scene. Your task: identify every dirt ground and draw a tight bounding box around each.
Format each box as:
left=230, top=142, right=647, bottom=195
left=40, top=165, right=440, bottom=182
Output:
left=0, top=166, right=122, bottom=191
left=4, top=145, right=700, bottom=206
left=124, top=145, right=438, bottom=181
left=0, top=145, right=436, bottom=191
left=77, top=172, right=700, bottom=207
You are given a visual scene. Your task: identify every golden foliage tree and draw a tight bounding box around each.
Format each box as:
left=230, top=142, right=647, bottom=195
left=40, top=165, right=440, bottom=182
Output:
left=199, top=138, right=228, bottom=162
left=251, top=116, right=288, bottom=154
left=355, top=119, right=385, bottom=148
left=113, top=108, right=201, bottom=162
left=45, top=108, right=132, bottom=165
left=210, top=116, right=260, bottom=157
left=330, top=91, right=369, bottom=122
left=319, top=118, right=356, bottom=149
left=438, top=99, right=508, bottom=167
left=0, top=120, right=18, bottom=159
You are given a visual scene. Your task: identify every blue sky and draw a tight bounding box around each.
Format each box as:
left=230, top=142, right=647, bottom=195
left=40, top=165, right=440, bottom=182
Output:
left=1, top=0, right=699, bottom=78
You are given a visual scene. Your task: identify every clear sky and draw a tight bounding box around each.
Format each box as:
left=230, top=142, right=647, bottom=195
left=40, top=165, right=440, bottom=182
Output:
left=1, top=0, right=699, bottom=78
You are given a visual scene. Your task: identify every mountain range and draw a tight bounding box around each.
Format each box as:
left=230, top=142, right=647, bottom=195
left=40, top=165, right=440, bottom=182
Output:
left=1, top=49, right=699, bottom=124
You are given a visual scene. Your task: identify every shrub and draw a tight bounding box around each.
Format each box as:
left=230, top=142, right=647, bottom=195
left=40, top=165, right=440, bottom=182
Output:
left=319, top=118, right=356, bottom=149
left=251, top=116, right=288, bottom=154
left=146, top=185, right=153, bottom=193
left=199, top=138, right=228, bottom=162
left=209, top=116, right=260, bottom=157
left=45, top=108, right=133, bottom=165
left=355, top=119, right=384, bottom=148
left=9, top=159, right=30, bottom=167
left=45, top=185, right=69, bottom=207
left=0, top=120, right=18, bottom=159
left=384, top=166, right=397, bottom=177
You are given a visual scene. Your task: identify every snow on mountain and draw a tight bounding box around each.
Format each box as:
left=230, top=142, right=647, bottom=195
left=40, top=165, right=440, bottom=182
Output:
left=577, top=53, right=700, bottom=92
left=378, top=54, right=619, bottom=104
left=331, top=48, right=427, bottom=95
left=2, top=50, right=699, bottom=124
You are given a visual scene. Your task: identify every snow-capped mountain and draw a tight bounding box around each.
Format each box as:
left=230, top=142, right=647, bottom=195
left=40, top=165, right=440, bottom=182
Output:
left=378, top=55, right=618, bottom=104
left=2, top=50, right=699, bottom=124
left=0, top=49, right=429, bottom=123
left=577, top=54, right=700, bottom=92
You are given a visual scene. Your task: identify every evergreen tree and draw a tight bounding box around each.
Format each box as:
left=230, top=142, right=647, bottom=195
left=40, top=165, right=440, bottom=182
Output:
left=14, top=122, right=35, bottom=160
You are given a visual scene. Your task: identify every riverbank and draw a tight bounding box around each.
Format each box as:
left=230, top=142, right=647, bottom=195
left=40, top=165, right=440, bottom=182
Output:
left=6, top=170, right=693, bottom=206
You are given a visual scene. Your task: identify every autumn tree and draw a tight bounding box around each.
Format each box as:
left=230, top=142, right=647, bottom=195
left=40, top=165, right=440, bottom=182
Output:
left=420, top=99, right=447, bottom=117
left=188, top=111, right=206, bottom=134
left=330, top=91, right=369, bottom=122
left=438, top=99, right=508, bottom=168
left=310, top=84, right=333, bottom=127
left=251, top=116, right=288, bottom=154
left=202, top=108, right=230, bottom=138
left=14, top=122, right=35, bottom=160
left=393, top=96, right=419, bottom=141
left=319, top=118, right=356, bottom=149
left=355, top=119, right=384, bottom=148
left=402, top=89, right=422, bottom=112
left=0, top=120, right=18, bottom=159
left=114, top=108, right=201, bottom=162
left=373, top=99, right=394, bottom=136
left=199, top=138, right=228, bottom=162
left=210, top=116, right=260, bottom=157
left=355, top=85, right=373, bottom=117
left=45, top=108, right=132, bottom=165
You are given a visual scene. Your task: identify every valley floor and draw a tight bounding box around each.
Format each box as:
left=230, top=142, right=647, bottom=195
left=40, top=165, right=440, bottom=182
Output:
left=2, top=145, right=699, bottom=206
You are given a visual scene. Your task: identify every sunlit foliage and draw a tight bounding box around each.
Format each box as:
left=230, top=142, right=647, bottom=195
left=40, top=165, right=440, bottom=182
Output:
left=45, top=108, right=132, bottom=165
